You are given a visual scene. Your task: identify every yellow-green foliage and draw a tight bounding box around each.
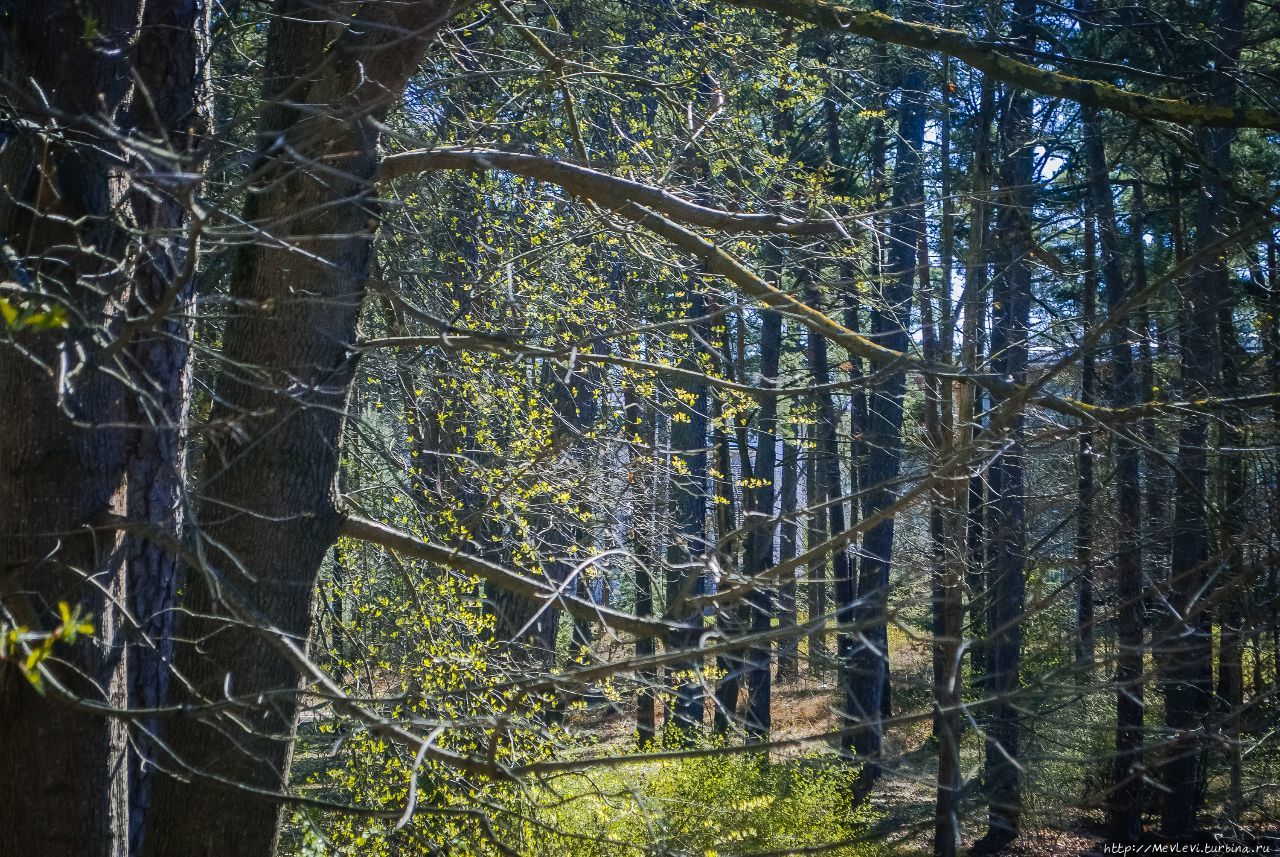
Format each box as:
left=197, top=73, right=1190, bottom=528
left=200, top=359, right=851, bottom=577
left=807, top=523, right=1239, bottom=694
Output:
left=290, top=547, right=878, bottom=857
left=512, top=754, right=881, bottom=857
left=295, top=750, right=880, bottom=857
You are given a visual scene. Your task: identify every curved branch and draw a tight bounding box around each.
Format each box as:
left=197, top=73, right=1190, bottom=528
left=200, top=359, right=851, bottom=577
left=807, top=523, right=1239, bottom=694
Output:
left=378, top=147, right=847, bottom=235
left=339, top=514, right=680, bottom=641
left=716, top=0, right=1280, bottom=130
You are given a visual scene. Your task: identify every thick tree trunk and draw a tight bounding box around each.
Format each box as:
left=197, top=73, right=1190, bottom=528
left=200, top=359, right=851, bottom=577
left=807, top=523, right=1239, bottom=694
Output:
left=1, top=3, right=205, bottom=853
left=145, top=4, right=459, bottom=854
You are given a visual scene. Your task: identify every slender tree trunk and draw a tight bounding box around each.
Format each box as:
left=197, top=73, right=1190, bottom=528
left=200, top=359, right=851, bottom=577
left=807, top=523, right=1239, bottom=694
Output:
left=777, top=436, right=802, bottom=683
left=845, top=45, right=924, bottom=782
left=1159, top=0, right=1242, bottom=834
left=626, top=378, right=658, bottom=746
left=1076, top=220, right=1097, bottom=668
left=981, top=0, right=1035, bottom=837
left=744, top=304, right=783, bottom=741
left=666, top=291, right=710, bottom=737
left=805, top=424, right=829, bottom=678
left=964, top=76, right=995, bottom=688
left=713, top=365, right=746, bottom=732
left=1132, top=183, right=1166, bottom=604
left=805, top=275, right=852, bottom=717
left=1082, top=98, right=1145, bottom=841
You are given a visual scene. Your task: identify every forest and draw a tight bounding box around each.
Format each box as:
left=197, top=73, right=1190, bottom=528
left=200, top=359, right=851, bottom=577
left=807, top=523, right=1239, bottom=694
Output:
left=1, top=0, right=1278, bottom=855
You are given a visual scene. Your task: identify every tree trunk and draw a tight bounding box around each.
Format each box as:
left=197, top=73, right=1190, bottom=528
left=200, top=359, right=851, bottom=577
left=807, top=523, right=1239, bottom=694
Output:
left=805, top=422, right=829, bottom=678
left=845, top=48, right=924, bottom=781
left=1216, top=303, right=1245, bottom=815
left=776, top=436, right=802, bottom=683
left=145, top=5, right=458, bottom=854
left=626, top=378, right=658, bottom=746
left=1082, top=98, right=1145, bottom=841
left=1076, top=219, right=1097, bottom=668
left=964, top=76, right=996, bottom=688
left=666, top=291, right=710, bottom=737
left=1, top=3, right=205, bottom=853
left=744, top=303, right=783, bottom=741
left=1159, top=0, right=1242, bottom=834
left=804, top=276, right=850, bottom=713
left=981, top=0, right=1035, bottom=837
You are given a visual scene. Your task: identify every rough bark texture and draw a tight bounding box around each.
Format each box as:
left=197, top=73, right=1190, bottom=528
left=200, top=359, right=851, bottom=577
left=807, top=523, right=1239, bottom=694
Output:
left=144, top=4, right=459, bottom=854
left=123, top=5, right=210, bottom=849
left=0, top=2, right=203, bottom=852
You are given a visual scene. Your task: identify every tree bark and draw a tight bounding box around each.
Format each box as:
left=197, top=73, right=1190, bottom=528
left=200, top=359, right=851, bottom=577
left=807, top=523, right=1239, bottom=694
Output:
left=666, top=291, right=710, bottom=737
left=145, top=4, right=460, bottom=854
left=1076, top=219, right=1097, bottom=669
left=1, top=3, right=205, bottom=852
left=844, top=46, right=924, bottom=782
left=1159, top=0, right=1242, bottom=835
left=776, top=436, right=802, bottom=683
left=980, top=1, right=1035, bottom=839
left=744, top=303, right=783, bottom=741
left=1081, top=97, right=1145, bottom=842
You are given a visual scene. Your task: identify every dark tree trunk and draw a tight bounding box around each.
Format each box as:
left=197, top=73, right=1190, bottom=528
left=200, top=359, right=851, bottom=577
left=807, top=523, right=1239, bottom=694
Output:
left=804, top=276, right=851, bottom=714
left=713, top=382, right=746, bottom=733
left=776, top=437, right=802, bottom=683
left=844, top=50, right=924, bottom=780
left=1, top=3, right=206, bottom=853
left=1216, top=303, right=1245, bottom=814
left=626, top=379, right=658, bottom=746
left=123, top=5, right=210, bottom=848
left=744, top=304, right=783, bottom=741
left=1076, top=219, right=1097, bottom=668
left=1159, top=0, right=1242, bottom=834
left=666, top=291, right=710, bottom=737
left=980, top=0, right=1035, bottom=838
left=1132, top=182, right=1167, bottom=603
left=145, top=5, right=459, bottom=854
left=1082, top=99, right=1145, bottom=841
left=805, top=423, right=829, bottom=677
left=964, top=76, right=996, bottom=687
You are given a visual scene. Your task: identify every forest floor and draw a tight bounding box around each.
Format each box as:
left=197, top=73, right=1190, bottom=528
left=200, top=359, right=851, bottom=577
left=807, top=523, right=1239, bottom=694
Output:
left=567, top=623, right=1119, bottom=856
left=293, top=621, right=1280, bottom=855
